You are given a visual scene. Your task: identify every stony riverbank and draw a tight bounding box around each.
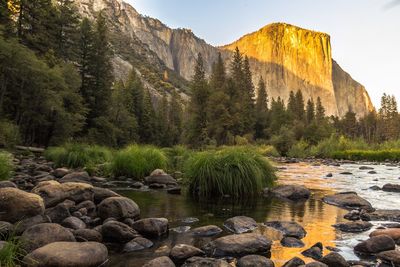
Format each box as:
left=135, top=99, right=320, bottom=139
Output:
left=1, top=154, right=400, bottom=266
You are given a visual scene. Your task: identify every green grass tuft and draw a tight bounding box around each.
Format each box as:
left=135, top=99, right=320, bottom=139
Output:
left=0, top=225, right=25, bottom=267
left=185, top=147, right=277, bottom=198
left=0, top=151, right=13, bottom=181
left=110, top=145, right=168, bottom=179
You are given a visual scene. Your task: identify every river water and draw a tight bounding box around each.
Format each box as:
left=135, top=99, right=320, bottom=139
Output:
left=110, top=161, right=400, bottom=267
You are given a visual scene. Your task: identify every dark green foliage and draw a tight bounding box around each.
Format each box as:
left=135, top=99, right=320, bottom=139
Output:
left=0, top=120, right=20, bottom=148
left=270, top=126, right=296, bottom=156
left=110, top=145, right=168, bottom=179
left=254, top=77, right=269, bottom=139
left=186, top=147, right=276, bottom=198
left=0, top=151, right=13, bottom=181
left=0, top=229, right=25, bottom=267
left=162, top=145, right=193, bottom=172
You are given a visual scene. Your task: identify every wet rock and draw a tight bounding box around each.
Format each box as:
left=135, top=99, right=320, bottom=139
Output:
left=369, top=185, right=381, bottom=190
left=74, top=200, right=96, bottom=217
left=322, top=192, right=373, bottom=211
left=44, top=201, right=72, bottom=223
left=326, top=246, right=341, bottom=252
left=269, top=185, right=310, bottom=200
left=0, top=187, right=45, bottom=223
left=92, top=187, right=120, bottom=204
left=122, top=237, right=153, bottom=252
left=0, top=181, right=17, bottom=188
left=170, top=244, right=204, bottom=263
left=280, top=237, right=305, bottom=247
left=381, top=223, right=400, bottom=228
left=191, top=225, right=223, bottom=237
left=320, top=252, right=349, bottom=267
left=354, top=235, right=395, bottom=254
left=377, top=250, right=400, bottom=266
left=73, top=228, right=102, bottom=242
left=370, top=228, right=400, bottom=244
left=167, top=187, right=181, bottom=194
left=0, top=221, right=13, bottom=239
left=131, top=181, right=144, bottom=189
left=32, top=181, right=94, bottom=208
left=368, top=171, right=377, bottom=174
left=97, top=196, right=140, bottom=220
left=143, top=256, right=175, bottom=267
left=203, top=233, right=272, bottom=257
left=264, top=221, right=307, bottom=239
left=361, top=210, right=400, bottom=222
left=52, top=168, right=70, bottom=178
left=145, top=169, right=178, bottom=186
left=23, top=241, right=108, bottom=267
left=61, top=216, right=86, bottom=230
left=340, top=172, right=352, bottom=175
left=237, top=255, right=275, bottom=267
left=224, top=216, right=258, bottom=234
left=14, top=215, right=51, bottom=235
left=182, top=217, right=199, bottom=224
left=382, top=184, right=400, bottom=192
left=21, top=223, right=75, bottom=252
left=301, top=242, right=323, bottom=260
left=132, top=218, right=168, bottom=237
left=326, top=173, right=333, bottom=178
left=282, top=257, right=305, bottom=267
left=59, top=171, right=91, bottom=183
left=333, top=221, right=373, bottom=233
left=344, top=210, right=361, bottom=221
left=359, top=166, right=374, bottom=170
left=102, top=221, right=138, bottom=243
left=182, top=257, right=230, bottom=267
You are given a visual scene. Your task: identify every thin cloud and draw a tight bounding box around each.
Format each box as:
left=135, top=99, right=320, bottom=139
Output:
left=383, top=0, right=400, bottom=10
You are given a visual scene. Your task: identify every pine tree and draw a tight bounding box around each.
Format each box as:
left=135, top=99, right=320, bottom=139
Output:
left=157, top=93, right=170, bottom=146
left=140, top=88, right=157, bottom=144
left=287, top=91, right=296, bottom=119
left=295, top=90, right=305, bottom=121
left=315, top=97, right=326, bottom=122
left=187, top=53, right=210, bottom=147
left=254, top=77, right=269, bottom=139
left=242, top=56, right=255, bottom=133
left=210, top=52, right=225, bottom=90
left=269, top=97, right=288, bottom=135
left=168, top=90, right=183, bottom=145
left=306, top=98, right=315, bottom=124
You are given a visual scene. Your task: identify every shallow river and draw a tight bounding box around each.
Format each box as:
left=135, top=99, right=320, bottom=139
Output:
left=109, top=161, right=400, bottom=266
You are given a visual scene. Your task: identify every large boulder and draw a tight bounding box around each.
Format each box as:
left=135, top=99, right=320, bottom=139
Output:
left=370, top=228, right=400, bottom=244
left=191, top=225, right=223, bottom=237
left=21, top=223, right=75, bottom=252
left=377, top=250, right=400, bottom=266
left=333, top=221, right=373, bottom=233
left=322, top=192, right=373, bottom=211
left=354, top=235, right=395, bottom=254
left=92, top=187, right=120, bottom=204
left=101, top=221, right=138, bottom=243
left=224, top=216, right=258, bottom=234
left=237, top=255, right=275, bottom=267
left=320, top=252, right=349, bottom=267
left=361, top=209, right=400, bottom=222
left=170, top=244, right=204, bottom=263
left=264, top=221, right=307, bottom=239
left=23, top=241, right=108, bottom=267
left=143, top=256, right=176, bottom=267
left=32, top=181, right=94, bottom=208
left=97, top=196, right=140, bottom=220
left=0, top=187, right=45, bottom=223
left=182, top=257, right=230, bottom=267
left=269, top=185, right=311, bottom=200
left=203, top=233, right=272, bottom=257
left=144, top=169, right=177, bottom=185
left=382, top=184, right=400, bottom=192
left=132, top=218, right=168, bottom=237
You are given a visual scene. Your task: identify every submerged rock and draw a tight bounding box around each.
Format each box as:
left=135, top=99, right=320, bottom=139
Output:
left=322, top=192, right=373, bottom=211
left=223, top=216, right=258, bottom=234
left=23, top=241, right=108, bottom=267
left=203, top=233, right=272, bottom=257
left=264, top=221, right=307, bottom=239
left=122, top=237, right=153, bottom=252
left=191, top=225, right=222, bottom=237
left=269, top=185, right=310, bottom=200
left=237, top=254, right=275, bottom=267
left=333, top=221, right=373, bottom=233
left=170, top=244, right=204, bottom=263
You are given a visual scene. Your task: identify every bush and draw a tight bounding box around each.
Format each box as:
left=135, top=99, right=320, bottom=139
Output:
left=0, top=151, right=13, bottom=181
left=44, top=144, right=112, bottom=169
left=270, top=127, right=296, bottom=156
left=309, top=135, right=368, bottom=158
left=332, top=149, right=400, bottom=162
left=0, top=120, right=20, bottom=149
left=185, top=147, right=277, bottom=198
left=162, top=145, right=193, bottom=173
left=287, top=140, right=310, bottom=158
left=110, top=145, right=168, bottom=179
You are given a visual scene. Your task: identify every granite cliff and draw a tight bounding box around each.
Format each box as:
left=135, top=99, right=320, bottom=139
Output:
left=75, top=0, right=374, bottom=117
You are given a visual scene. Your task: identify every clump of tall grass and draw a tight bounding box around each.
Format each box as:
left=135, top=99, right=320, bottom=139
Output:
left=185, top=147, right=277, bottom=198
left=309, top=135, right=369, bottom=158
left=0, top=226, right=25, bottom=267
left=44, top=143, right=112, bottom=169
left=332, top=149, right=400, bottom=162
left=110, top=145, right=168, bottom=179
left=0, top=151, right=13, bottom=181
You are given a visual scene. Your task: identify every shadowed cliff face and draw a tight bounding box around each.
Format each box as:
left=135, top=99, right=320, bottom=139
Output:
left=75, top=0, right=374, bottom=117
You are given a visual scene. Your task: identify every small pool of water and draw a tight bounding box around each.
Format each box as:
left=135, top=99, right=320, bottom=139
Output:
left=109, top=161, right=400, bottom=267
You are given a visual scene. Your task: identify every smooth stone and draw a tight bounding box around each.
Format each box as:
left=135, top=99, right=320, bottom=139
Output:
left=282, top=257, right=305, bottom=267
left=354, top=235, right=395, bottom=254
left=264, top=221, right=307, bottom=239
left=320, top=252, right=349, bottom=267
left=52, top=168, right=70, bottom=178
left=132, top=218, right=169, bottom=237
left=361, top=210, right=400, bottom=222
left=44, top=201, right=72, bottom=223
left=359, top=166, right=374, bottom=170
left=73, top=228, right=102, bottom=242
left=21, top=223, right=75, bottom=252
left=102, top=221, right=138, bottom=243
left=74, top=200, right=96, bottom=217
left=269, top=185, right=310, bottom=200
left=223, top=216, right=258, bottom=234
left=0, top=187, right=45, bottom=223
left=237, top=254, right=275, bottom=267
left=0, top=181, right=17, bottom=188
left=170, top=244, right=204, bottom=263
left=61, top=216, right=86, bottom=230
left=377, top=250, right=400, bottom=266
left=333, top=221, right=373, bottom=233
left=182, top=256, right=230, bottom=267
left=382, top=184, right=400, bottom=192
left=97, top=196, right=140, bottom=220
left=370, top=228, right=400, bottom=244
left=145, top=169, right=177, bottom=185
left=203, top=233, right=272, bottom=257
left=59, top=171, right=91, bottom=183
left=280, top=237, right=305, bottom=247
left=301, top=242, right=323, bottom=260
left=14, top=215, right=51, bottom=235
left=322, top=192, right=373, bottom=211
left=123, top=237, right=153, bottom=252
left=326, top=173, right=333, bottom=178
left=143, top=256, right=175, bottom=267
left=191, top=225, right=223, bottom=237
left=92, top=187, right=120, bottom=204
left=23, top=241, right=108, bottom=267
left=369, top=185, right=381, bottom=190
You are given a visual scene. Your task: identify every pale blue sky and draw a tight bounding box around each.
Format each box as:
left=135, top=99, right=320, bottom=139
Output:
left=129, top=0, right=400, bottom=108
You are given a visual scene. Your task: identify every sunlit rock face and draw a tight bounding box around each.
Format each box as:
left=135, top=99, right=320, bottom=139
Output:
left=75, top=0, right=374, bottom=117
